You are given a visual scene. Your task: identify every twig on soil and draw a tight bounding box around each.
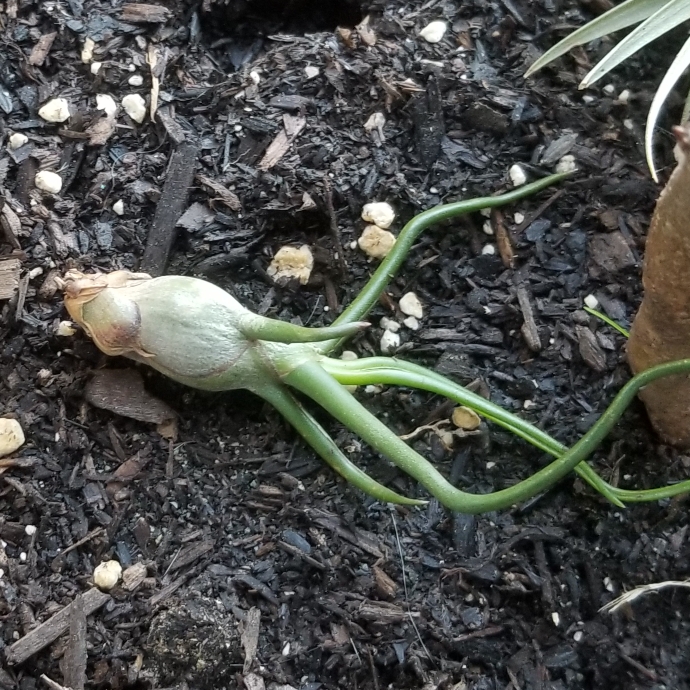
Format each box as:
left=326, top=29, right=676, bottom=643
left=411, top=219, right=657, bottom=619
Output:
left=514, top=188, right=565, bottom=235
left=51, top=528, right=105, bottom=572
left=63, top=594, right=87, bottom=690
left=389, top=507, right=432, bottom=663
left=600, top=579, right=690, bottom=613
left=141, top=141, right=200, bottom=276
left=5, top=588, right=110, bottom=665
left=241, top=606, right=261, bottom=674
left=40, top=676, right=71, bottom=690
left=516, top=283, right=541, bottom=352
left=323, top=175, right=347, bottom=277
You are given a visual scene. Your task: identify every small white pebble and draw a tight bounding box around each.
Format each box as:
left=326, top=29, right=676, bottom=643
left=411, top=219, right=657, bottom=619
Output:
left=90, top=61, right=103, bottom=75
left=282, top=642, right=291, bottom=656
left=419, top=20, right=447, bottom=44
left=555, top=154, right=577, bottom=175
left=35, top=170, right=63, bottom=194
left=364, top=385, right=382, bottom=395
left=481, top=244, right=495, bottom=255
left=486, top=461, right=496, bottom=470
left=604, top=577, right=615, bottom=592
left=582, top=94, right=596, bottom=104
left=523, top=399, right=537, bottom=410
left=349, top=240, right=357, bottom=250
left=358, top=225, right=396, bottom=259
left=584, top=294, right=599, bottom=310
left=480, top=208, right=492, bottom=218
left=267, top=245, right=314, bottom=285
left=364, top=112, right=386, bottom=132
left=93, top=560, right=122, bottom=591
left=249, top=70, right=260, bottom=85
left=602, top=83, right=615, bottom=96
left=19, top=552, right=27, bottom=562
left=403, top=316, right=419, bottom=331
left=551, top=612, right=560, bottom=627
left=96, top=93, right=118, bottom=118
left=304, top=65, right=320, bottom=80
left=25, top=525, right=37, bottom=536
left=38, top=98, right=71, bottom=123
left=380, top=329, right=400, bottom=354
left=56, top=321, right=77, bottom=337
left=361, top=201, right=395, bottom=229
left=513, top=212, right=525, bottom=224
left=623, top=118, right=634, bottom=131
left=340, top=350, right=358, bottom=361
left=509, top=164, right=527, bottom=187
left=399, top=292, right=423, bottom=319
left=617, top=89, right=630, bottom=104
left=573, top=631, right=583, bottom=642
left=0, top=418, right=25, bottom=458
left=128, top=74, right=144, bottom=87
left=0, top=569, right=4, bottom=579
left=380, top=317, right=400, bottom=332
left=122, top=93, right=147, bottom=124
left=112, top=199, right=125, bottom=216
left=8, top=132, right=28, bottom=150
left=81, top=37, right=95, bottom=63
left=482, top=220, right=494, bottom=236
left=28, top=267, right=43, bottom=279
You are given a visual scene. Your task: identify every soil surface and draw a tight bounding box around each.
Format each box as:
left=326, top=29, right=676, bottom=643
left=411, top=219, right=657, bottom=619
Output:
left=1, top=1, right=690, bottom=689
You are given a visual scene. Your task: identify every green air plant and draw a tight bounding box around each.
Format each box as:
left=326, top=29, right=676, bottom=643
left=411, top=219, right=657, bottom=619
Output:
left=524, top=0, right=690, bottom=181
left=60, top=173, right=690, bottom=513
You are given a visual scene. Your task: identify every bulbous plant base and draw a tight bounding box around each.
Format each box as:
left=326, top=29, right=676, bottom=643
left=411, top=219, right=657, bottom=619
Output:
left=628, top=125, right=690, bottom=448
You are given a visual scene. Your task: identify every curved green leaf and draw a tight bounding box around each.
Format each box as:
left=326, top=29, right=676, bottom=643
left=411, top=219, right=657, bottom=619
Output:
left=645, top=33, right=690, bottom=180
left=525, top=0, right=663, bottom=77
left=580, top=0, right=690, bottom=88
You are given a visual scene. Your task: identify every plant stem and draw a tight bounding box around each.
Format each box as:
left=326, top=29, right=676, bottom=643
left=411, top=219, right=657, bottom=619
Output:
left=257, top=382, right=425, bottom=506
left=321, top=356, right=690, bottom=505
left=319, top=171, right=572, bottom=354
left=284, top=359, right=690, bottom=513
left=321, top=356, right=623, bottom=506
left=239, top=315, right=369, bottom=343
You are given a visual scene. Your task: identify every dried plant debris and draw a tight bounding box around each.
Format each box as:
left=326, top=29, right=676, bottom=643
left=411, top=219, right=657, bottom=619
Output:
left=84, top=368, right=176, bottom=425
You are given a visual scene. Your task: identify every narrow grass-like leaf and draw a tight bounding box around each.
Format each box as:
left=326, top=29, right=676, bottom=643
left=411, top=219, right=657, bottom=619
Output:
left=580, top=0, right=690, bottom=88
left=524, top=0, right=662, bottom=77
left=645, top=33, right=690, bottom=180
left=583, top=306, right=630, bottom=338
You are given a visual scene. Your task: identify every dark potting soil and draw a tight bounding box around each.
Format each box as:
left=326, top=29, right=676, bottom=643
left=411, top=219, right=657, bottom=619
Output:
left=1, top=1, right=689, bottom=689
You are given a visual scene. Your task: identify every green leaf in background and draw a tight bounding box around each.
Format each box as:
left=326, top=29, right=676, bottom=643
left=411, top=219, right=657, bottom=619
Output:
left=524, top=0, right=661, bottom=77
left=525, top=0, right=690, bottom=181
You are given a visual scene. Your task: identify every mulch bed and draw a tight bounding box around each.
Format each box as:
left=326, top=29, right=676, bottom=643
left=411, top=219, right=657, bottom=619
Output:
left=1, top=1, right=690, bottom=689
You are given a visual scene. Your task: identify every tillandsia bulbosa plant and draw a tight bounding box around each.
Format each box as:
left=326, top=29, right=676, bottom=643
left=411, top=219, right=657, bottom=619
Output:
left=525, top=0, right=690, bottom=180
left=60, top=172, right=690, bottom=513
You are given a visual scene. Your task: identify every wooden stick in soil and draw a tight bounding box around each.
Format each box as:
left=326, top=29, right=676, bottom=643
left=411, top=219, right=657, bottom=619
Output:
left=5, top=588, right=110, bottom=665
left=141, top=140, right=199, bottom=276
left=628, top=125, right=690, bottom=447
